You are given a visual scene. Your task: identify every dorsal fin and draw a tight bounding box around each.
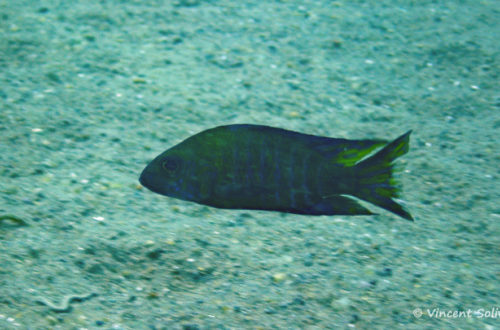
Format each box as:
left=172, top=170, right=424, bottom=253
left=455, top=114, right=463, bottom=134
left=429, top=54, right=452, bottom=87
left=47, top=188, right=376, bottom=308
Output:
left=214, top=124, right=387, bottom=166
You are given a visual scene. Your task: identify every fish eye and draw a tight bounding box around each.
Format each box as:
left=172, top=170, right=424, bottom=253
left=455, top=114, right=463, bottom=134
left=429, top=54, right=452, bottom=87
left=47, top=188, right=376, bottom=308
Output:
left=162, top=157, right=179, bottom=172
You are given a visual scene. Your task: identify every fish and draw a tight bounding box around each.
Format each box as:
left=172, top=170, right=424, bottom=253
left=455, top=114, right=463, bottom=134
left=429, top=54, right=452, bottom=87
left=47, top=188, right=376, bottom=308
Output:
left=139, top=124, right=413, bottom=221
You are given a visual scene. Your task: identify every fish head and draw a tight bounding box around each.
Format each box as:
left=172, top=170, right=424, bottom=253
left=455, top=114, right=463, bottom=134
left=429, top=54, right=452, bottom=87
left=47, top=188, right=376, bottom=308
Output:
left=139, top=141, right=215, bottom=203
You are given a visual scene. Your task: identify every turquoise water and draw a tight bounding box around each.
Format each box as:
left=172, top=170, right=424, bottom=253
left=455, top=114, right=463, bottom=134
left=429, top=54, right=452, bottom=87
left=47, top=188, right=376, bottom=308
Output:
left=1, top=0, right=498, bottom=329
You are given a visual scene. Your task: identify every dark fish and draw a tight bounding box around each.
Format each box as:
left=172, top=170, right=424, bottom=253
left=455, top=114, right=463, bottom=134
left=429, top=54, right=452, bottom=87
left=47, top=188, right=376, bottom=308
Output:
left=139, top=124, right=413, bottom=220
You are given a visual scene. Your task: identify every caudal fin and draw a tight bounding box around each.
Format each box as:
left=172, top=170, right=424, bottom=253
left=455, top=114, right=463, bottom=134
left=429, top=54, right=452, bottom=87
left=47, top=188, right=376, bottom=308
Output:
left=353, top=130, right=413, bottom=221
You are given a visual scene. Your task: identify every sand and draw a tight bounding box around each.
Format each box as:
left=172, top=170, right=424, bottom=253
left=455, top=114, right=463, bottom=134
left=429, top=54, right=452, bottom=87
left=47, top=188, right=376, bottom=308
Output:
left=0, top=0, right=498, bottom=328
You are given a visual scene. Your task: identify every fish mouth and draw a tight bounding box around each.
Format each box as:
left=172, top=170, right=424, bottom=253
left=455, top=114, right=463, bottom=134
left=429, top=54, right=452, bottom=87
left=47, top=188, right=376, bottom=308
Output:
left=139, top=167, right=170, bottom=196
left=139, top=168, right=155, bottom=192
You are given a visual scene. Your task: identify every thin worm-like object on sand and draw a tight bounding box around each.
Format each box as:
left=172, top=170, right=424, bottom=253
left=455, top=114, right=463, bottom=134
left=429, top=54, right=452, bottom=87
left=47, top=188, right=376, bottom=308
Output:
left=34, top=292, right=97, bottom=312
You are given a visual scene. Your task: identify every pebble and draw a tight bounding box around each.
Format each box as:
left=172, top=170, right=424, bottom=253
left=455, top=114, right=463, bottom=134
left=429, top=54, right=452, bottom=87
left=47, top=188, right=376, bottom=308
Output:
left=272, top=273, right=287, bottom=283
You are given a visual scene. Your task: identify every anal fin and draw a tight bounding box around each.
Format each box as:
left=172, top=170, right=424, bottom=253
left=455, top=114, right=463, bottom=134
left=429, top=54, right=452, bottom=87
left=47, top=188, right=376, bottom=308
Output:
left=302, top=195, right=375, bottom=216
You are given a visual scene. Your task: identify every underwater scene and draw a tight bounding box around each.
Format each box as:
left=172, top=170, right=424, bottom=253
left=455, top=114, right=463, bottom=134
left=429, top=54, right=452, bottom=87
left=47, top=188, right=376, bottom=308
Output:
left=1, top=0, right=499, bottom=329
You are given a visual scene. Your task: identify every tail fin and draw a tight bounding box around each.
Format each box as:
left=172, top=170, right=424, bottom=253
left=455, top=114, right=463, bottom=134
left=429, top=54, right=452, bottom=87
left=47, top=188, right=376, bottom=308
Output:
left=353, top=130, right=413, bottom=221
